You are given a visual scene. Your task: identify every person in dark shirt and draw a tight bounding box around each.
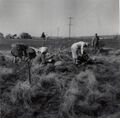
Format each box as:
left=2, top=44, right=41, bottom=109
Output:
left=92, top=33, right=100, bottom=52
left=41, top=32, right=46, bottom=46
left=41, top=32, right=46, bottom=40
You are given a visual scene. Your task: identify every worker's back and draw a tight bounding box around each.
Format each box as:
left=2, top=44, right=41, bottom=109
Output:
left=39, top=47, right=48, bottom=54
left=71, top=41, right=86, bottom=49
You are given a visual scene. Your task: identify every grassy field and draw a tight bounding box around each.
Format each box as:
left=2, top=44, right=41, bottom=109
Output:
left=0, top=35, right=120, bottom=118
left=0, top=35, right=120, bottom=51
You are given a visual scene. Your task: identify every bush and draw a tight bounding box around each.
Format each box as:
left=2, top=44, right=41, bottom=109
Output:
left=5, top=34, right=13, bottom=39
left=19, top=32, right=32, bottom=39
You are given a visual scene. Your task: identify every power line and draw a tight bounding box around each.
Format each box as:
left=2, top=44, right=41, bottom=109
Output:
left=68, top=17, right=73, bottom=39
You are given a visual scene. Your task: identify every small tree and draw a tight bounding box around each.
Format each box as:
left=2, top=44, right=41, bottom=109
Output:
left=20, top=32, right=32, bottom=39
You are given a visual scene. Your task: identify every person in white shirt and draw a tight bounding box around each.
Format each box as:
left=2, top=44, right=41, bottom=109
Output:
left=71, top=41, right=89, bottom=65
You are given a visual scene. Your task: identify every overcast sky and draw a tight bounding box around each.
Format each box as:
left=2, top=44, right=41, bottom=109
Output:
left=0, top=0, right=119, bottom=37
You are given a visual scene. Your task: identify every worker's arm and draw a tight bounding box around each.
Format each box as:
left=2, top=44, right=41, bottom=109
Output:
left=81, top=45, right=84, bottom=55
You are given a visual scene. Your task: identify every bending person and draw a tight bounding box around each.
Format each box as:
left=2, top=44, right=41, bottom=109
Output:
left=38, top=47, right=48, bottom=64
left=71, top=41, right=89, bottom=65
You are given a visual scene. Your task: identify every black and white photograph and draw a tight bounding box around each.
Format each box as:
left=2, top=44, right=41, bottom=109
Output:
left=0, top=0, right=119, bottom=118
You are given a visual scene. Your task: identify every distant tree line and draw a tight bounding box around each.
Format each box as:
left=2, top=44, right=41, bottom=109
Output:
left=0, top=32, right=32, bottom=39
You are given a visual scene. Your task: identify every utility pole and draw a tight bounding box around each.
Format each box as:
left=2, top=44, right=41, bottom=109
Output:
left=68, top=17, right=73, bottom=40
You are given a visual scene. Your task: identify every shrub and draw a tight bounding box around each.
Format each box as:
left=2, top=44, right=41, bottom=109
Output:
left=19, top=32, right=32, bottom=39
left=5, top=34, right=13, bottom=39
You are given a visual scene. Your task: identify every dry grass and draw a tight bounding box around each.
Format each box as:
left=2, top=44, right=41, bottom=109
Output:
left=0, top=45, right=120, bottom=118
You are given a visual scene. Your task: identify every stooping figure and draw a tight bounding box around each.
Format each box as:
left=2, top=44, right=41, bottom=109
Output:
left=11, top=44, right=37, bottom=63
left=38, top=47, right=48, bottom=64
left=71, top=41, right=89, bottom=65
left=26, top=47, right=37, bottom=61
left=11, top=43, right=29, bottom=63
